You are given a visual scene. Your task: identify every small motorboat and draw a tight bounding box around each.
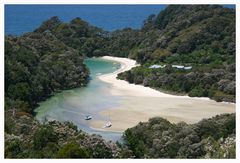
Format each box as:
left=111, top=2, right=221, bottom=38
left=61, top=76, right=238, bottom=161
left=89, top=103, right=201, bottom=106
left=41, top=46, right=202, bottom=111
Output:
left=85, top=115, right=92, bottom=120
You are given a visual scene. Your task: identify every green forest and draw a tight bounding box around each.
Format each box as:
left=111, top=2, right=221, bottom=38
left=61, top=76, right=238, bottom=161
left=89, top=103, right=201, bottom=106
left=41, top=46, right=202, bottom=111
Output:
left=117, top=5, right=235, bottom=102
left=5, top=5, right=235, bottom=158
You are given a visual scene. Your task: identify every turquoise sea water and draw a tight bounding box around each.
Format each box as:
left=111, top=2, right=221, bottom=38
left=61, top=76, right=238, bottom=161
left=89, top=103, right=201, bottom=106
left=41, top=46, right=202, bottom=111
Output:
left=35, top=58, right=123, bottom=141
left=6, top=4, right=235, bottom=142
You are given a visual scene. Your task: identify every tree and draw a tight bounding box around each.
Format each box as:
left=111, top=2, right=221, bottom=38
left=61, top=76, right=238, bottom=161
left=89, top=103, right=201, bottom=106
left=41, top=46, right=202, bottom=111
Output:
left=151, top=49, right=171, bottom=62
left=7, top=82, right=31, bottom=103
left=56, top=143, right=90, bottom=158
left=33, top=126, right=57, bottom=150
left=188, top=87, right=205, bottom=97
left=5, top=139, right=23, bottom=158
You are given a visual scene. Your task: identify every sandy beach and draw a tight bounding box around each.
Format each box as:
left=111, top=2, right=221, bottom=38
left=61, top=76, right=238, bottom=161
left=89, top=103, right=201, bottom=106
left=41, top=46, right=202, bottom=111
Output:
left=90, top=56, right=235, bottom=132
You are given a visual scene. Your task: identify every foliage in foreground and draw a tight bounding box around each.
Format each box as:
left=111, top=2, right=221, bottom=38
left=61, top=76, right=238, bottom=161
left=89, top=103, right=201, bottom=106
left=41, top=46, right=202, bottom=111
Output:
left=4, top=115, right=127, bottom=158
left=123, top=113, right=235, bottom=158
left=4, top=5, right=236, bottom=159
left=5, top=113, right=235, bottom=158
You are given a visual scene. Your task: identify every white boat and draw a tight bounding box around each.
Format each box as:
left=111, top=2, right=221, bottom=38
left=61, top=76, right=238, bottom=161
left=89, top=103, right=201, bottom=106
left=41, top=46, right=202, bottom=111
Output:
left=104, top=121, right=112, bottom=128
left=85, top=115, right=92, bottom=120
left=104, top=113, right=112, bottom=128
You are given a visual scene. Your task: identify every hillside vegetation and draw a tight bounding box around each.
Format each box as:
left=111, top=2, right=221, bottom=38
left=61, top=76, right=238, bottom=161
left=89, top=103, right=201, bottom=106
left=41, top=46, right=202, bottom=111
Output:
left=5, top=32, right=89, bottom=114
left=5, top=5, right=235, bottom=158
left=117, top=5, right=235, bottom=102
left=32, top=5, right=236, bottom=102
left=5, top=113, right=130, bottom=158
left=5, top=111, right=235, bottom=158
left=123, top=114, right=235, bottom=158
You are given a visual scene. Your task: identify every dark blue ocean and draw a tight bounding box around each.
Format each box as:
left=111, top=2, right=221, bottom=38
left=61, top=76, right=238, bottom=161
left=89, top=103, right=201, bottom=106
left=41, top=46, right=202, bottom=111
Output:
left=5, top=5, right=168, bottom=35
left=5, top=5, right=235, bottom=36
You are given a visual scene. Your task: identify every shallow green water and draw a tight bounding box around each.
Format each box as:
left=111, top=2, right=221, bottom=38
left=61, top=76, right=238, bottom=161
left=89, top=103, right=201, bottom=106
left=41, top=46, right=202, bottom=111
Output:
left=34, top=58, right=122, bottom=141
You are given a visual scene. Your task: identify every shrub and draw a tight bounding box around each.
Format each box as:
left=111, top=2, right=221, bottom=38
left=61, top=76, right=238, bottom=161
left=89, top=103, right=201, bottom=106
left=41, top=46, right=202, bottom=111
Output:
left=188, top=87, right=205, bottom=97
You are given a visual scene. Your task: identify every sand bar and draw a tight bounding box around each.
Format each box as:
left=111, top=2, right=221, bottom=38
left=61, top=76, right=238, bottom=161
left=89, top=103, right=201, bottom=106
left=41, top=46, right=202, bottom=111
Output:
left=90, top=56, right=235, bottom=132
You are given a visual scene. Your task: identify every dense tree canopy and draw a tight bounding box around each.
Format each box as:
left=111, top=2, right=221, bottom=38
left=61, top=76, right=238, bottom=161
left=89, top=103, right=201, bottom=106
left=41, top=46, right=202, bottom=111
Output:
left=117, top=5, right=235, bottom=102
left=123, top=114, right=235, bottom=158
left=5, top=5, right=235, bottom=158
left=5, top=31, right=89, bottom=113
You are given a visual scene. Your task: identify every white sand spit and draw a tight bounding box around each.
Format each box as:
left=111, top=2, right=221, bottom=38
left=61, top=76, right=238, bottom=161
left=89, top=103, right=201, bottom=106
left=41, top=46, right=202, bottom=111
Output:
left=90, top=56, right=235, bottom=132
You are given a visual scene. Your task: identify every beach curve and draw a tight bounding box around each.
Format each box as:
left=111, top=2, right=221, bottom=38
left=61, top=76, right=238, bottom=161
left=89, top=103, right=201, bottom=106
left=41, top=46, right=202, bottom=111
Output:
left=90, top=56, right=235, bottom=132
